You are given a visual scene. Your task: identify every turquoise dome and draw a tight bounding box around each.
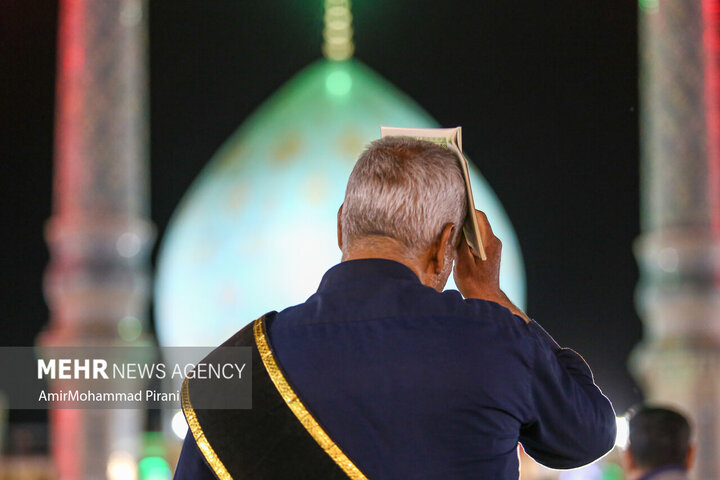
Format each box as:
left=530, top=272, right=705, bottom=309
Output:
left=155, top=59, right=525, bottom=347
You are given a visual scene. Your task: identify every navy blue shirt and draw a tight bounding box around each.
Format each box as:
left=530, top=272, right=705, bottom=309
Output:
left=175, top=259, right=616, bottom=479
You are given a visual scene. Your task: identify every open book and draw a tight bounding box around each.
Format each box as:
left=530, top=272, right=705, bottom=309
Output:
left=380, top=126, right=487, bottom=261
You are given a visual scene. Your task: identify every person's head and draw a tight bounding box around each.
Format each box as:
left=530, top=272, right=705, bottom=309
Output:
left=622, top=405, right=695, bottom=478
left=338, top=136, right=467, bottom=291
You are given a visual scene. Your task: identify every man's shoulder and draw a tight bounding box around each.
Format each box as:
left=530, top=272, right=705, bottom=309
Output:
left=436, top=289, right=530, bottom=335
left=274, top=283, right=531, bottom=347
left=644, top=467, right=688, bottom=480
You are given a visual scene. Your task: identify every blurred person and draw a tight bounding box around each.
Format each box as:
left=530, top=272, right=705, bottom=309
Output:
left=174, top=137, right=616, bottom=479
left=622, top=405, right=694, bottom=480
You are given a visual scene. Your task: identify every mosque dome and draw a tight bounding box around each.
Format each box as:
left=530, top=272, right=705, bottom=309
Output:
left=155, top=58, right=526, bottom=347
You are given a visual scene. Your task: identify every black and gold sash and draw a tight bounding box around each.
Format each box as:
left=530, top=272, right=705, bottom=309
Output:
left=181, top=313, right=369, bottom=480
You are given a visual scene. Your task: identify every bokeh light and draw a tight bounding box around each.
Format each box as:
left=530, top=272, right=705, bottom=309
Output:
left=326, top=69, right=352, bottom=96
left=107, top=451, right=137, bottom=480
left=117, top=316, right=143, bottom=342
left=171, top=410, right=188, bottom=440
left=615, top=416, right=629, bottom=449
left=138, top=456, right=171, bottom=480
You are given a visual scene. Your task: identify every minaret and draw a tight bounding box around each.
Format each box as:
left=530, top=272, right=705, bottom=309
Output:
left=633, top=1, right=720, bottom=477
left=39, top=0, right=154, bottom=478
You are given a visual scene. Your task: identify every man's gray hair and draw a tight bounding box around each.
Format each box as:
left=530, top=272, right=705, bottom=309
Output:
left=341, top=136, right=467, bottom=256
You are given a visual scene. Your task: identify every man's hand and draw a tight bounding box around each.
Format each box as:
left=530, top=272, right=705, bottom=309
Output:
left=453, top=210, right=530, bottom=323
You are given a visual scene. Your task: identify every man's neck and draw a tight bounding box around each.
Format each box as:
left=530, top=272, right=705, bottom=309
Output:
left=341, top=237, right=425, bottom=282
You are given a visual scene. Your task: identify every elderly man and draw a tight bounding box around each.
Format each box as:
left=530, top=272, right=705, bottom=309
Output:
left=174, top=137, right=616, bottom=479
left=622, top=405, right=695, bottom=480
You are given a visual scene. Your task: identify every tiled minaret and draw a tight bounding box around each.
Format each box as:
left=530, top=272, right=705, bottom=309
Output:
left=633, top=1, right=720, bottom=477
left=38, top=0, right=154, bottom=478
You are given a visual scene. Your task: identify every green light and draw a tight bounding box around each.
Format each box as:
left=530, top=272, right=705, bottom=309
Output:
left=602, top=462, right=624, bottom=480
left=639, top=0, right=658, bottom=13
left=138, top=456, right=171, bottom=480
left=118, top=316, right=142, bottom=342
left=325, top=70, right=352, bottom=96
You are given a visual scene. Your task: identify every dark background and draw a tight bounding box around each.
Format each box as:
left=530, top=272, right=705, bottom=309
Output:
left=2, top=0, right=642, bottom=421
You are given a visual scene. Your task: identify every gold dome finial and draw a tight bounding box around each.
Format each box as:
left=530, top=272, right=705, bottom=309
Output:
left=322, top=0, right=354, bottom=61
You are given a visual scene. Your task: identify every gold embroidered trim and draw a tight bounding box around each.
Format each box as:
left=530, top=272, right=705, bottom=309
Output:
left=253, top=316, right=369, bottom=480
left=181, top=377, right=233, bottom=480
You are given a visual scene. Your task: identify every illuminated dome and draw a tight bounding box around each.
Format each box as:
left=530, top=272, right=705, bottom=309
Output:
left=155, top=58, right=526, bottom=347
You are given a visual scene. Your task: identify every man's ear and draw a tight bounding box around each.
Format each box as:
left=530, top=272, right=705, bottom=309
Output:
left=337, top=204, right=344, bottom=251
left=432, top=223, right=456, bottom=273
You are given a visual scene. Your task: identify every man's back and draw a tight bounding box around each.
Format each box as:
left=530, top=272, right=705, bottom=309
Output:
left=174, top=137, right=616, bottom=479
left=268, top=258, right=615, bottom=479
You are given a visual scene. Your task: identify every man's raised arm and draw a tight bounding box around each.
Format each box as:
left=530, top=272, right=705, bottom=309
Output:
left=519, top=321, right=616, bottom=467
left=454, top=210, right=616, bottom=467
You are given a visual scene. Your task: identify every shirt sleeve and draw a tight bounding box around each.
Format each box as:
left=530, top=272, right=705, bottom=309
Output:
left=518, top=319, right=617, bottom=469
left=174, top=434, right=218, bottom=480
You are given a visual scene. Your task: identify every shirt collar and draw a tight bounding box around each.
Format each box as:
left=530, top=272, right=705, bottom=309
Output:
left=317, top=258, right=421, bottom=292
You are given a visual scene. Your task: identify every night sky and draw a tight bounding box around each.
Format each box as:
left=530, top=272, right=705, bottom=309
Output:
left=2, top=0, right=642, bottom=418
